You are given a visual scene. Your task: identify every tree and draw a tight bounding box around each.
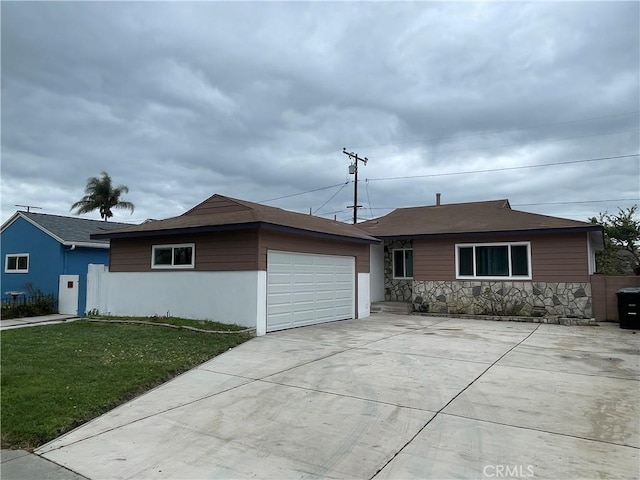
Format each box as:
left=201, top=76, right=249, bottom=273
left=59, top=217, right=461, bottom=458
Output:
left=590, top=205, right=640, bottom=275
left=71, top=172, right=135, bottom=221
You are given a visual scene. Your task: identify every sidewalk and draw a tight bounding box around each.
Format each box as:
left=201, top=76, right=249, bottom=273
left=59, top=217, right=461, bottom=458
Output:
left=0, top=314, right=79, bottom=330
left=1, top=449, right=87, bottom=479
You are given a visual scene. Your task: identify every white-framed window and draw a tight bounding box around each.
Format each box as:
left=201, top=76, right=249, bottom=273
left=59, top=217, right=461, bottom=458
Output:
left=393, top=248, right=414, bottom=279
left=5, top=253, right=29, bottom=273
left=456, top=242, right=531, bottom=280
left=151, top=243, right=195, bottom=269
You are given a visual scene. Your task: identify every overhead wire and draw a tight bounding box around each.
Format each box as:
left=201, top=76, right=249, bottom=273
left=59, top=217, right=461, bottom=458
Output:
left=366, top=153, right=639, bottom=182
left=313, top=183, right=349, bottom=215
left=259, top=153, right=638, bottom=214
left=365, top=198, right=640, bottom=210
left=261, top=181, right=348, bottom=203
left=364, top=179, right=374, bottom=220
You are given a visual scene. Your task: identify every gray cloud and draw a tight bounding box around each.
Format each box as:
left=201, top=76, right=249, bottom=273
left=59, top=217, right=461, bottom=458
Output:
left=2, top=1, right=638, bottom=226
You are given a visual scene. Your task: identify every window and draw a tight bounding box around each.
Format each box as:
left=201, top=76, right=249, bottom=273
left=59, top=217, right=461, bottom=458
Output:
left=151, top=244, right=195, bottom=269
left=393, top=249, right=413, bottom=279
left=456, top=242, right=531, bottom=279
left=5, top=254, right=29, bottom=273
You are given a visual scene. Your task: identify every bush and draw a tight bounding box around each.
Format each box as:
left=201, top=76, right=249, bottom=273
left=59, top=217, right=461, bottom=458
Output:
left=1, top=293, right=57, bottom=319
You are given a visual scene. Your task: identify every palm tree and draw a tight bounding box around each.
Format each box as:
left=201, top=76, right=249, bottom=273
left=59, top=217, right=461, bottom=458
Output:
left=71, top=172, right=135, bottom=221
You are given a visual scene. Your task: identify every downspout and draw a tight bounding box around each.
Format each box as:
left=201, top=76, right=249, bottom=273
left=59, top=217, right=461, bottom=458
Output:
left=63, top=244, right=76, bottom=274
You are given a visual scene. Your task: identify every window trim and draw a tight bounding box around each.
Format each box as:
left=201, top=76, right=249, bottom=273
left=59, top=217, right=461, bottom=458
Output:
left=5, top=253, right=29, bottom=273
left=151, top=243, right=195, bottom=269
left=392, top=248, right=414, bottom=280
left=455, top=242, right=532, bottom=280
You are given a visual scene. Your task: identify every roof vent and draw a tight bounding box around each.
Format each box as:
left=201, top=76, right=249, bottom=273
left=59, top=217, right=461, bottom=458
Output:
left=436, top=193, right=441, bottom=206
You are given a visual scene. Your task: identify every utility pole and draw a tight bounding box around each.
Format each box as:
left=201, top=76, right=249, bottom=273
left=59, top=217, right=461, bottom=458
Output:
left=343, top=148, right=368, bottom=224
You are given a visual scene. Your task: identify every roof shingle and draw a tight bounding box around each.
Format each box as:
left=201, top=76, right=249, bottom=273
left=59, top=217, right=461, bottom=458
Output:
left=358, top=199, right=600, bottom=238
left=12, top=212, right=132, bottom=245
left=91, top=194, right=379, bottom=243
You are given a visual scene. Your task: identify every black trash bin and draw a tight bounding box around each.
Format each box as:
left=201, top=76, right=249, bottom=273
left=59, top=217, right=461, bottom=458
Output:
left=616, top=287, right=640, bottom=329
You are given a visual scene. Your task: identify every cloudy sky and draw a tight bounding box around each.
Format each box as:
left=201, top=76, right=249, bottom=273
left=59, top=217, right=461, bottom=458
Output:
left=2, top=1, right=639, bottom=227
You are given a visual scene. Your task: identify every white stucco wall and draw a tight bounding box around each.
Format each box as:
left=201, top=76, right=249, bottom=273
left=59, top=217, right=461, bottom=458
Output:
left=256, top=271, right=267, bottom=336
left=369, top=244, right=385, bottom=302
left=104, top=271, right=260, bottom=328
left=358, top=272, right=371, bottom=318
left=90, top=266, right=371, bottom=334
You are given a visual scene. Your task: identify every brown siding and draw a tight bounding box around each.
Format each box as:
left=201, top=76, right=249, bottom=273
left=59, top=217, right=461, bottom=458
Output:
left=413, top=232, right=590, bottom=282
left=109, top=231, right=259, bottom=272
left=591, top=275, right=640, bottom=321
left=530, top=233, right=589, bottom=282
left=413, top=238, right=455, bottom=281
left=109, top=228, right=370, bottom=273
left=258, top=230, right=370, bottom=273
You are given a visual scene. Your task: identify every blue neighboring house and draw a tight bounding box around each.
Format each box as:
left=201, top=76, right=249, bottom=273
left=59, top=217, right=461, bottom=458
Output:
left=1, top=211, right=131, bottom=316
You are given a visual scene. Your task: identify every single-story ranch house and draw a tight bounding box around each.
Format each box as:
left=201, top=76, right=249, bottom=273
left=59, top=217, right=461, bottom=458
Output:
left=90, top=194, right=604, bottom=334
left=358, top=198, right=604, bottom=319
left=1, top=211, right=131, bottom=316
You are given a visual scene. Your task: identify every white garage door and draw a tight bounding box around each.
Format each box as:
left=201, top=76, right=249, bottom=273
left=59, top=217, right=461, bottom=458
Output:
left=267, top=251, right=355, bottom=332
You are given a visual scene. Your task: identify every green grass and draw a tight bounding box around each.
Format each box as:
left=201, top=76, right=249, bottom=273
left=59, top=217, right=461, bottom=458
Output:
left=1, top=320, right=252, bottom=450
left=87, top=315, right=250, bottom=331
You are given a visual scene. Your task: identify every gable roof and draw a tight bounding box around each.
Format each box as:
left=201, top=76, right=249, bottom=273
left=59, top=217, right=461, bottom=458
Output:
left=1, top=211, right=133, bottom=249
left=358, top=199, right=604, bottom=242
left=91, top=194, right=379, bottom=243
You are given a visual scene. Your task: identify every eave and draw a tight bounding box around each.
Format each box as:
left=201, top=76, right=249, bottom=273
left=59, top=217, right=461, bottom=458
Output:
left=372, top=225, right=604, bottom=241
left=91, top=221, right=380, bottom=245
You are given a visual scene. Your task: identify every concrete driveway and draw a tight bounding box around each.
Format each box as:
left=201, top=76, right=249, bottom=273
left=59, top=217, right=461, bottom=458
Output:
left=37, top=314, right=639, bottom=479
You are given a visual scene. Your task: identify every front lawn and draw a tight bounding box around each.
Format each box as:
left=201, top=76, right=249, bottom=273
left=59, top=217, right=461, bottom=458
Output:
left=1, top=320, right=252, bottom=450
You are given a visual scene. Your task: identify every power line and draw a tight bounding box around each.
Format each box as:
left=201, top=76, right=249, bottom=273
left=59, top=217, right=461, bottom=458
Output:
left=347, top=110, right=640, bottom=151
left=313, top=183, right=349, bottom=215
left=364, top=198, right=639, bottom=210
left=261, top=182, right=348, bottom=203
left=260, top=153, right=638, bottom=210
left=361, top=127, right=639, bottom=160
left=365, top=179, right=374, bottom=220
left=366, top=153, right=639, bottom=182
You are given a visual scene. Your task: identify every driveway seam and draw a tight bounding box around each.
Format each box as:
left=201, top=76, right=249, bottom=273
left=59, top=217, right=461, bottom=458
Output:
left=356, top=345, right=503, bottom=365
left=37, top=376, right=254, bottom=453
left=255, top=377, right=439, bottom=413
left=254, top=318, right=454, bottom=378
left=368, top=322, right=543, bottom=480
left=439, top=412, right=640, bottom=450
left=491, top=361, right=640, bottom=381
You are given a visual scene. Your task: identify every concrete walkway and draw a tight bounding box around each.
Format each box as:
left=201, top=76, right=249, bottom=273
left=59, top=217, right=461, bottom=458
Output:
left=9, top=314, right=640, bottom=479
left=1, top=449, right=87, bottom=479
left=0, top=314, right=79, bottom=330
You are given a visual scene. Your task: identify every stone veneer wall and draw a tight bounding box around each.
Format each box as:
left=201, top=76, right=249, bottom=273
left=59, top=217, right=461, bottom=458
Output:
left=384, top=240, right=412, bottom=301
left=412, top=280, right=593, bottom=319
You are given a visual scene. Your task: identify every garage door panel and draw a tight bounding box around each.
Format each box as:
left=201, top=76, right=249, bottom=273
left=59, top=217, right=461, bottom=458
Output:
left=267, top=251, right=355, bottom=332
left=294, top=272, right=315, bottom=282
left=315, top=292, right=335, bottom=301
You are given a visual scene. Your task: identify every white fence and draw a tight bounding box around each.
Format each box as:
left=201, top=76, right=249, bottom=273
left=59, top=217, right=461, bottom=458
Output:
left=86, top=264, right=109, bottom=315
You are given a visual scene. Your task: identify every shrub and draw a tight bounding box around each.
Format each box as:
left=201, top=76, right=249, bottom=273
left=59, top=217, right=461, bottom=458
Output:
left=1, top=293, right=57, bottom=319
